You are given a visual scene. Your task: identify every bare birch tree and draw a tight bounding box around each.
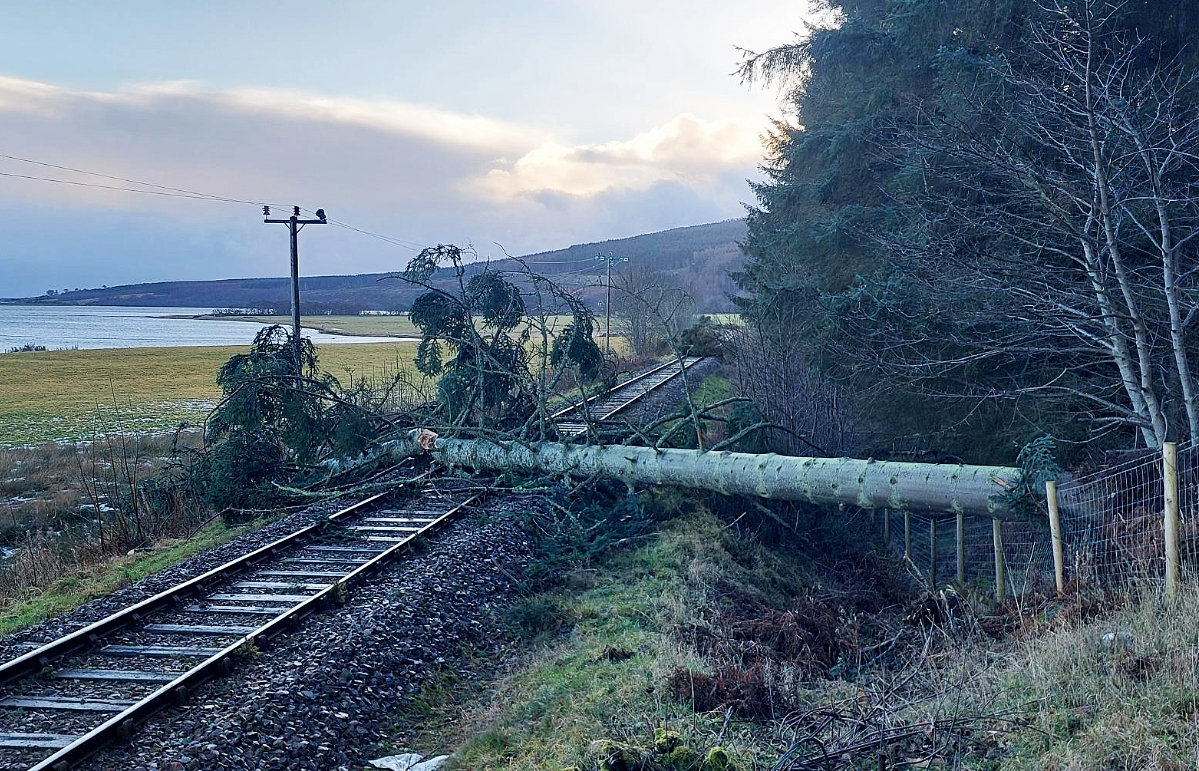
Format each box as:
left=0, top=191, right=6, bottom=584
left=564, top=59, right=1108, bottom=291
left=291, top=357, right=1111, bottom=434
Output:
left=611, top=265, right=694, bottom=357
left=855, top=0, right=1199, bottom=448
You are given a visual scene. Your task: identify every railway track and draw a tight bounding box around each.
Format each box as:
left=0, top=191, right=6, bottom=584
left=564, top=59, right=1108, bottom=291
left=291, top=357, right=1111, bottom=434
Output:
left=0, top=358, right=705, bottom=769
left=552, top=356, right=704, bottom=438
left=0, top=478, right=477, bottom=771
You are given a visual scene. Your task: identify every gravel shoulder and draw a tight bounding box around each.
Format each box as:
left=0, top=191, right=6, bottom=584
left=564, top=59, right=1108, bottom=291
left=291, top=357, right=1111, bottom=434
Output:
left=614, top=356, right=723, bottom=428
left=0, top=490, right=538, bottom=771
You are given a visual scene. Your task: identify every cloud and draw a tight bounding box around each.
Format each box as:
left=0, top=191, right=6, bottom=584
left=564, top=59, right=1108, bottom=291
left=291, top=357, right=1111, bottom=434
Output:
left=0, top=75, right=761, bottom=296
left=475, top=113, right=762, bottom=200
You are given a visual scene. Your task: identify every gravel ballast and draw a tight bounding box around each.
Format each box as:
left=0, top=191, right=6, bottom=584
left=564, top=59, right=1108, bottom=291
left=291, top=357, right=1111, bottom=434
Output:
left=75, top=501, right=531, bottom=771
left=0, top=489, right=537, bottom=771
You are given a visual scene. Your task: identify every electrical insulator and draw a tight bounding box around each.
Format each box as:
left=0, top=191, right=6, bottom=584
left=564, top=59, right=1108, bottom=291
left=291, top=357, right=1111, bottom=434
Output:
left=293, top=205, right=301, bottom=216
left=263, top=206, right=270, bottom=216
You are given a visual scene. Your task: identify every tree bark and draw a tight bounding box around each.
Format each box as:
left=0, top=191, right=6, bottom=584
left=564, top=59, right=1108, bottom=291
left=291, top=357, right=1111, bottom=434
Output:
left=391, top=432, right=1026, bottom=519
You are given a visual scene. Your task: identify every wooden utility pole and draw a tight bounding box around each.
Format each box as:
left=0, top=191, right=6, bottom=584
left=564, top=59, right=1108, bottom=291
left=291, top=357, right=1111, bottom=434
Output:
left=264, top=205, right=327, bottom=373
left=596, top=254, right=628, bottom=353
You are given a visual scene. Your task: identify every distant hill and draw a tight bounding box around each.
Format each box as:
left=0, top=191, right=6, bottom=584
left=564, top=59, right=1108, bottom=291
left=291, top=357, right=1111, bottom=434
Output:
left=8, top=220, right=747, bottom=314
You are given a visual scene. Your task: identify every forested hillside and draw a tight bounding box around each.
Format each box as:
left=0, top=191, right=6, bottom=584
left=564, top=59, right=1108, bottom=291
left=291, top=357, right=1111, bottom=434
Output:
left=8, top=220, right=746, bottom=315
left=736, top=0, right=1197, bottom=463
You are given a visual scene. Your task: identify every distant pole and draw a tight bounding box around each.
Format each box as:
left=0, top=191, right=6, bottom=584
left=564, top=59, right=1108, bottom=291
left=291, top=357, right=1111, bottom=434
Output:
left=597, top=254, right=627, bottom=354
left=606, top=256, right=613, bottom=354
left=264, top=205, right=327, bottom=373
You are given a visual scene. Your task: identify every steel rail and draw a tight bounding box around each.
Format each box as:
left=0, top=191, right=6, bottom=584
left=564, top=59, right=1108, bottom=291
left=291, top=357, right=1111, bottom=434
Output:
left=549, top=356, right=702, bottom=421
left=0, top=492, right=390, bottom=692
left=551, top=357, right=704, bottom=440
left=594, top=356, right=703, bottom=420
left=28, top=489, right=478, bottom=771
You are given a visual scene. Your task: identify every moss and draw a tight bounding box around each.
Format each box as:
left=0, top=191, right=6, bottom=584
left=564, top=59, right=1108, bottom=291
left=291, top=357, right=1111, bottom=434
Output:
left=590, top=740, right=648, bottom=771
left=701, top=747, right=733, bottom=771
left=653, top=728, right=683, bottom=754
left=660, top=744, right=702, bottom=770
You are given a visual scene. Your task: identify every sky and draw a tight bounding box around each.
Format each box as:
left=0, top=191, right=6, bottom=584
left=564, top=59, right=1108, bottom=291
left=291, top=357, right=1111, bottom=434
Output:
left=0, top=1, right=821, bottom=298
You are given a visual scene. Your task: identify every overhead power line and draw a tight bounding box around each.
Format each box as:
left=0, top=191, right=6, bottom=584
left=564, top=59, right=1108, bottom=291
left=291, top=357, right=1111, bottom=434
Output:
left=516, top=257, right=608, bottom=265
left=0, top=152, right=273, bottom=206
left=0, top=151, right=426, bottom=254
left=0, top=169, right=269, bottom=203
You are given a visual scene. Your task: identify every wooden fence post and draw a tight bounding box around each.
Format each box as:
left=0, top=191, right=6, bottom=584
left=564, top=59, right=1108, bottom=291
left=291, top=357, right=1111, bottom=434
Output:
left=1163, top=441, right=1180, bottom=598
left=883, top=508, right=890, bottom=546
left=956, top=512, right=966, bottom=585
left=992, top=518, right=1006, bottom=604
left=929, top=517, right=938, bottom=589
left=904, top=511, right=912, bottom=562
left=1046, top=480, right=1065, bottom=594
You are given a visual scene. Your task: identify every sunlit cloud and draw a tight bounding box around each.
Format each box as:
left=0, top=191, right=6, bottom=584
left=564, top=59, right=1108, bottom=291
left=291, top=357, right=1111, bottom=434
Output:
left=0, top=76, right=760, bottom=296
left=476, top=114, right=763, bottom=200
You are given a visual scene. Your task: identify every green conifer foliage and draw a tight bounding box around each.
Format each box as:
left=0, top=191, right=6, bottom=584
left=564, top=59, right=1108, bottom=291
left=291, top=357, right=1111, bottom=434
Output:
left=737, top=0, right=1199, bottom=459
left=404, top=244, right=604, bottom=431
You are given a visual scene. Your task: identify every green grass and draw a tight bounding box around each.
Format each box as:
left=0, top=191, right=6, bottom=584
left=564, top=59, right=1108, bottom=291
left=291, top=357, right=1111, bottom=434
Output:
left=0, top=516, right=264, bottom=635
left=691, top=374, right=732, bottom=408
left=0, top=342, right=421, bottom=444
left=963, top=589, right=1199, bottom=770
left=442, top=501, right=1199, bottom=770
left=444, top=513, right=785, bottom=771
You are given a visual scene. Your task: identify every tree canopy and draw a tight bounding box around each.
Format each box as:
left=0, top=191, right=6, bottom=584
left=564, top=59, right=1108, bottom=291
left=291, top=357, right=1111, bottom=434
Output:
left=737, top=0, right=1199, bottom=460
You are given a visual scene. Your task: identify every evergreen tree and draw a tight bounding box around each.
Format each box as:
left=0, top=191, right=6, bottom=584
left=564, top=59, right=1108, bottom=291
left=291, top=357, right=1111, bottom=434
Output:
left=738, top=0, right=1199, bottom=459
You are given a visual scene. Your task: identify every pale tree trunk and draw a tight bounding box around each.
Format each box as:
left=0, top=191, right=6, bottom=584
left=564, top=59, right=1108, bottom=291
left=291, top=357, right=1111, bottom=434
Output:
left=1156, top=200, right=1198, bottom=440
left=1080, top=239, right=1162, bottom=448
left=1082, top=22, right=1169, bottom=446
left=1122, top=117, right=1199, bottom=440
left=389, top=431, right=1025, bottom=519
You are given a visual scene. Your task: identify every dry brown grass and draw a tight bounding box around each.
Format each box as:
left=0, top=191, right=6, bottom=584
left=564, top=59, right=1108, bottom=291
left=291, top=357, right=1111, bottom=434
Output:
left=0, top=433, right=200, bottom=541
left=0, top=430, right=218, bottom=618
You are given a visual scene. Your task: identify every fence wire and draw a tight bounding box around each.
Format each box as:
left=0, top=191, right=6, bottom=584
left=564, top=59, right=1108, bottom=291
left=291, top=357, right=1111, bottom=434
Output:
left=1057, top=449, right=1165, bottom=590
left=883, top=510, right=1053, bottom=597
left=1177, top=441, right=1199, bottom=580
left=877, top=442, right=1196, bottom=599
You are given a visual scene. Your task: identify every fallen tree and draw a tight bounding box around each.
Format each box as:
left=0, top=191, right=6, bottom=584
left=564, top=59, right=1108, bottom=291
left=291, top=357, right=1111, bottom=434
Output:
left=391, top=430, right=1026, bottom=519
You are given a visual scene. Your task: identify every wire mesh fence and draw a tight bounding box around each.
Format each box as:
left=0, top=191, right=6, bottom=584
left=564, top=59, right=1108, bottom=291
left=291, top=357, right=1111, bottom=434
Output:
left=882, top=510, right=1054, bottom=598
left=1057, top=449, right=1165, bottom=590
left=876, top=441, right=1199, bottom=600
left=1176, top=441, right=1199, bottom=579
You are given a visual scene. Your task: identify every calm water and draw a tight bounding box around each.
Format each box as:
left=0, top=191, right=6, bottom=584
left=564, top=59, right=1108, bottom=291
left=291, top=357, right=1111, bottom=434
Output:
left=0, top=305, right=406, bottom=351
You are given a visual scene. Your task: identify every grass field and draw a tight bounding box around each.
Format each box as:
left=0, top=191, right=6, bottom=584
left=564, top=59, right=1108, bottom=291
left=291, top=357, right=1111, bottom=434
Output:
left=0, top=342, right=421, bottom=445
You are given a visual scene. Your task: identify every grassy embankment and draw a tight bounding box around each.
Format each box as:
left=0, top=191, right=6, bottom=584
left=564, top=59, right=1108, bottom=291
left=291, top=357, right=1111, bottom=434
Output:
left=390, top=498, right=907, bottom=770
left=394, top=497, right=1199, bottom=771
left=0, top=516, right=265, bottom=636
left=384, top=374, right=1199, bottom=770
